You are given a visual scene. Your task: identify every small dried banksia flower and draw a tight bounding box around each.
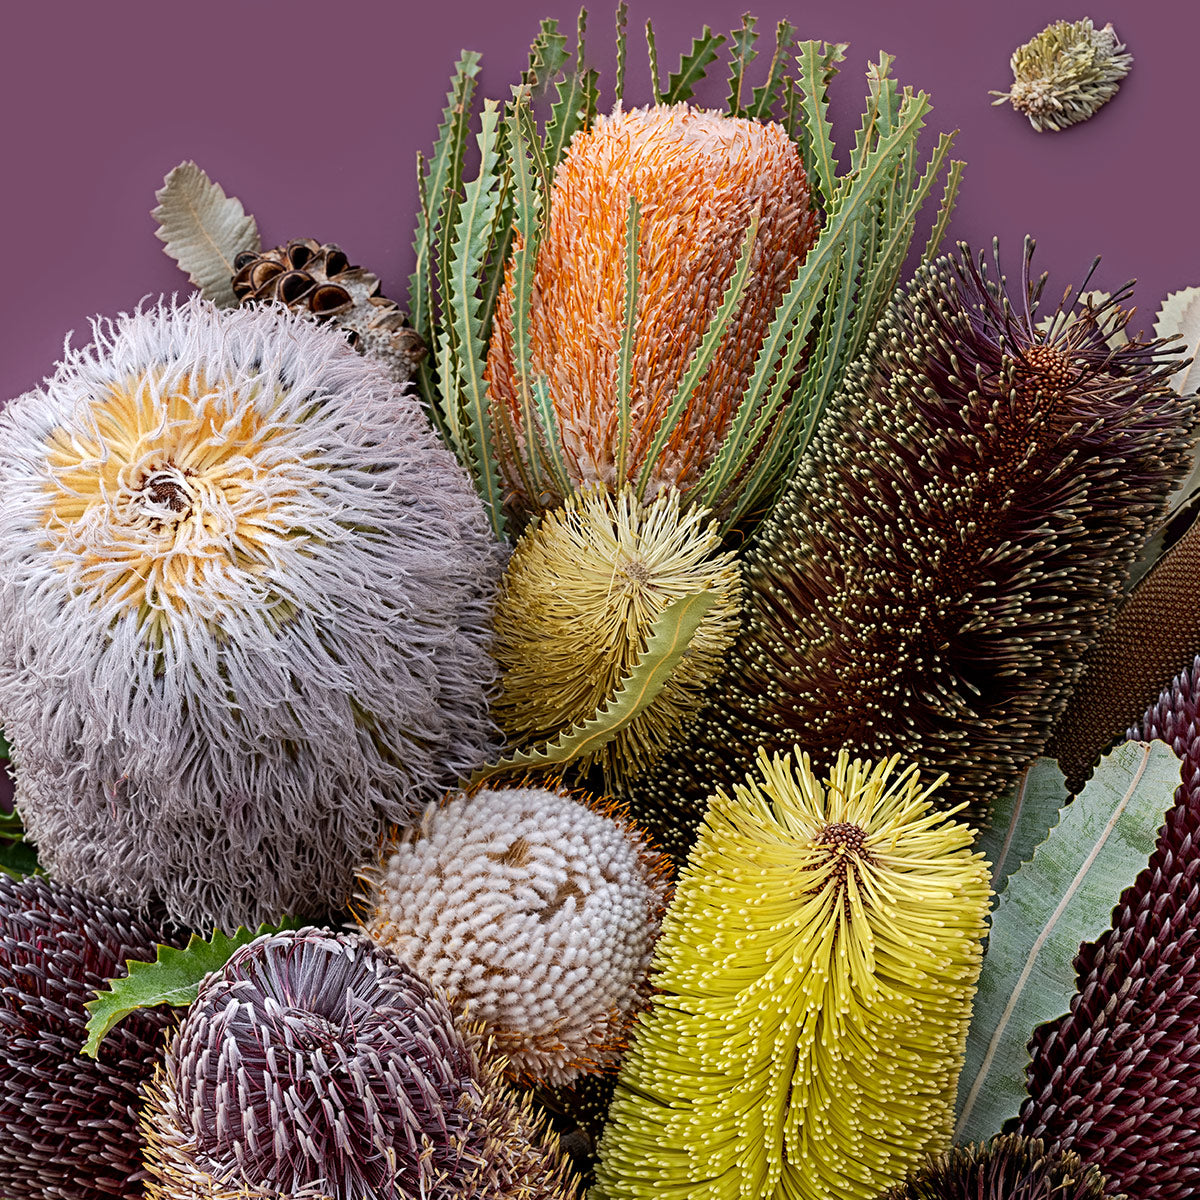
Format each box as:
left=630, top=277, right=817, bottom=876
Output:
left=882, top=1135, right=1116, bottom=1200
left=992, top=19, right=1132, bottom=132
left=1019, top=655, right=1200, bottom=1199
left=0, top=297, right=502, bottom=931
left=0, top=874, right=178, bottom=1200
left=594, top=749, right=990, bottom=1200
left=361, top=783, right=672, bottom=1086
left=486, top=102, right=817, bottom=513
left=492, top=485, right=740, bottom=783
left=141, top=928, right=577, bottom=1200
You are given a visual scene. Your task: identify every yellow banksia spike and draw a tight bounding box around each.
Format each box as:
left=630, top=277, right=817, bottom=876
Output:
left=593, top=748, right=991, bottom=1200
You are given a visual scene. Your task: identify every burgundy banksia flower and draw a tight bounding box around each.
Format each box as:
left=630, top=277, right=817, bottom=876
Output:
left=882, top=1135, right=1116, bottom=1200
left=633, top=244, right=1198, bottom=856
left=1019, top=655, right=1200, bottom=1199
left=140, top=928, right=577, bottom=1200
left=0, top=873, right=177, bottom=1200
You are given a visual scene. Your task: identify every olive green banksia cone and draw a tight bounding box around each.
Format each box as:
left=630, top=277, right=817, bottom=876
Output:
left=634, top=244, right=1198, bottom=855
left=593, top=749, right=990, bottom=1200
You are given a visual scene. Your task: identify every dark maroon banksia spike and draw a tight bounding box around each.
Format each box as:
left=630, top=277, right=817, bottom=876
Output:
left=1018, top=656, right=1200, bottom=1200
left=881, top=1135, right=1117, bottom=1200
left=632, top=242, right=1199, bottom=858
left=0, top=873, right=178, bottom=1200
left=140, top=928, right=577, bottom=1200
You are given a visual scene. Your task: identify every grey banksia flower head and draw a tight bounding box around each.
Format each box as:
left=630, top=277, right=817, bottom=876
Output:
left=0, top=296, right=503, bottom=932
left=139, top=928, right=577, bottom=1200
left=0, top=874, right=179, bottom=1200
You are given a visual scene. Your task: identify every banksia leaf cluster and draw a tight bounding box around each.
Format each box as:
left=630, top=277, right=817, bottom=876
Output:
left=882, top=1136, right=1116, bottom=1200
left=492, top=486, right=740, bottom=782
left=1019, top=656, right=1200, bottom=1199
left=636, top=245, right=1198, bottom=853
left=361, top=783, right=672, bottom=1085
left=593, top=749, right=990, bottom=1200
left=140, top=928, right=577, bottom=1200
left=0, top=297, right=502, bottom=932
left=992, top=19, right=1132, bottom=132
left=0, top=874, right=178, bottom=1200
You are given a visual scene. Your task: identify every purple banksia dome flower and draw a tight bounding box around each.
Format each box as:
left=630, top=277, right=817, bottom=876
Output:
left=0, top=873, right=177, bottom=1200
left=1018, top=654, right=1200, bottom=1199
left=0, top=296, right=503, bottom=932
left=634, top=243, right=1198, bottom=856
left=360, top=783, right=673, bottom=1085
left=140, top=928, right=577, bottom=1200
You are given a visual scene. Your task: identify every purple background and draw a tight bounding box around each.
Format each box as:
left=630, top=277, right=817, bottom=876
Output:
left=0, top=0, right=1196, bottom=804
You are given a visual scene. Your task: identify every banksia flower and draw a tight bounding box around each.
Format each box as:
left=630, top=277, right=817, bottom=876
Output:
left=0, top=297, right=502, bottom=931
left=485, top=102, right=817, bottom=513
left=593, top=749, right=990, bottom=1200
left=1019, top=655, right=1200, bottom=1199
left=141, top=928, right=577, bottom=1200
left=882, top=1135, right=1116, bottom=1200
left=992, top=19, right=1132, bottom=132
left=0, top=874, right=178, bottom=1200
left=634, top=245, right=1198, bottom=854
left=361, top=783, right=672, bottom=1085
left=492, top=485, right=740, bottom=783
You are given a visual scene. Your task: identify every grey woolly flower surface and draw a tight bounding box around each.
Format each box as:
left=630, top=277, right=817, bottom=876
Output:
left=0, top=297, right=502, bottom=931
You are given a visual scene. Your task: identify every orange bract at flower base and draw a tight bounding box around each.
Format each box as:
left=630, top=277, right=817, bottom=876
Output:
left=486, top=103, right=818, bottom=515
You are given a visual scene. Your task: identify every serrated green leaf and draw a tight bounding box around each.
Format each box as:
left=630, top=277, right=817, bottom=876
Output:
left=82, top=923, right=294, bottom=1059
left=663, top=26, right=725, bottom=105
left=469, top=592, right=716, bottom=785
left=747, top=19, right=796, bottom=120
left=977, top=757, right=1069, bottom=903
left=725, top=13, right=759, bottom=116
left=645, top=20, right=662, bottom=102
left=614, top=0, right=629, bottom=104
left=532, top=375, right=572, bottom=498
left=524, top=18, right=570, bottom=93
left=615, top=196, right=640, bottom=486
left=151, top=162, right=260, bottom=307
left=794, top=41, right=845, bottom=209
left=954, top=741, right=1181, bottom=1144
left=922, top=157, right=965, bottom=264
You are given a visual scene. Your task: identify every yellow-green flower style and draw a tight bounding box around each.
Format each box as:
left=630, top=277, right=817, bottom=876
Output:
left=594, top=749, right=991, bottom=1200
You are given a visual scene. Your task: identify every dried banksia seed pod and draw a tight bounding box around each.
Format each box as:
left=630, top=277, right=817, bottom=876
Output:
left=232, top=237, right=426, bottom=385
left=0, top=297, right=502, bottom=932
left=594, top=749, right=990, bottom=1200
left=360, top=783, right=672, bottom=1086
left=634, top=245, right=1198, bottom=854
left=486, top=102, right=817, bottom=513
left=1019, top=656, right=1200, bottom=1199
left=992, top=19, right=1132, bottom=132
left=141, top=928, right=577, bottom=1200
left=492, top=485, right=740, bottom=784
left=0, top=873, right=179, bottom=1200
left=881, top=1135, right=1116, bottom=1200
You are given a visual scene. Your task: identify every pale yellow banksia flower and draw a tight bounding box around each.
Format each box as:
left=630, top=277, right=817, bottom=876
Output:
left=486, top=102, right=818, bottom=511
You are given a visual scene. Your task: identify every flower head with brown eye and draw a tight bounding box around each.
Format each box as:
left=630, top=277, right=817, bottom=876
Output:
left=0, top=296, right=503, bottom=932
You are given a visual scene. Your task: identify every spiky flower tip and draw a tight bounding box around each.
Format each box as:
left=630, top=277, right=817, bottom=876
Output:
left=635, top=245, right=1199, bottom=854
left=361, top=783, right=673, bottom=1086
left=492, top=484, right=740, bottom=784
left=0, top=296, right=503, bottom=932
left=486, top=102, right=817, bottom=514
left=1019, top=655, right=1200, bottom=1199
left=0, top=873, right=179, bottom=1200
left=881, top=1135, right=1116, bottom=1200
left=140, top=928, right=578, bottom=1200
left=992, top=19, right=1132, bottom=132
left=593, top=748, right=990, bottom=1200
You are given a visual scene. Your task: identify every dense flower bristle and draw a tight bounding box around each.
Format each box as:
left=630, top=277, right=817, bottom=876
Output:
left=0, top=297, right=502, bottom=931
left=1019, top=655, right=1200, bottom=1199
left=0, top=874, right=178, bottom=1200
left=486, top=103, right=817, bottom=514
left=593, top=749, right=990, bottom=1200
left=140, top=928, right=577, bottom=1200
left=492, top=485, right=740, bottom=784
left=361, top=783, right=672, bottom=1085
left=633, top=245, right=1198, bottom=857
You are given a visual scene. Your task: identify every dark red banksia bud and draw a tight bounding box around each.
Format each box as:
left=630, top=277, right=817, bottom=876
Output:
left=0, top=873, right=177, bottom=1200
left=1019, top=656, right=1200, bottom=1199
left=140, top=928, right=577, bottom=1200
